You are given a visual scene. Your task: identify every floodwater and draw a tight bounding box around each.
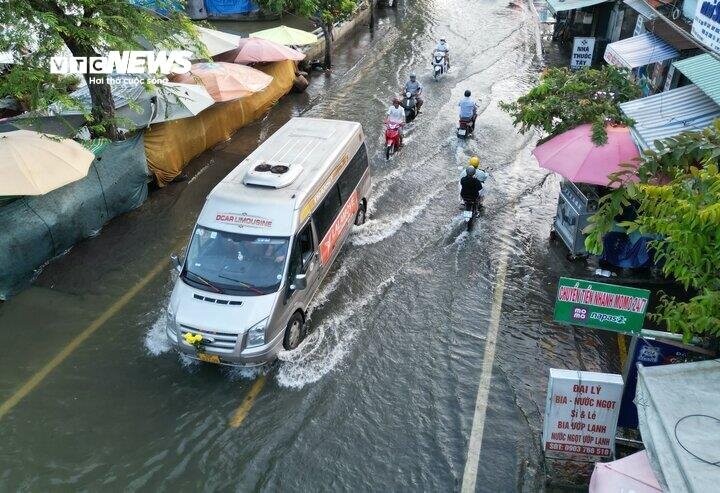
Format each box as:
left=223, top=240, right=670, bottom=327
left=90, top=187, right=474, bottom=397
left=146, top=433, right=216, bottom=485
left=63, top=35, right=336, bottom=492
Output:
left=0, top=1, right=619, bottom=491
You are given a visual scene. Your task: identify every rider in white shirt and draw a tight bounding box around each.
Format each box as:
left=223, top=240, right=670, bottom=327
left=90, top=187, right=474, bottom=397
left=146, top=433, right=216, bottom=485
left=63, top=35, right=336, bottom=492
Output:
left=385, top=97, right=406, bottom=145
left=435, top=38, right=450, bottom=69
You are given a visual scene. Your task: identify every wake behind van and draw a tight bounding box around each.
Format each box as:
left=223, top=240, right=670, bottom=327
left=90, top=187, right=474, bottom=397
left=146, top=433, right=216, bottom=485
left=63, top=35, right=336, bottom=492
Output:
left=167, top=118, right=370, bottom=366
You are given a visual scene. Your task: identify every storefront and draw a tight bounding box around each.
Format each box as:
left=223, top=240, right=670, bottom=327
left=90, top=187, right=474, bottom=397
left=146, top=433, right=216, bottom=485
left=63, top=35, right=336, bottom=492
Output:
left=604, top=32, right=679, bottom=94
left=547, top=0, right=619, bottom=64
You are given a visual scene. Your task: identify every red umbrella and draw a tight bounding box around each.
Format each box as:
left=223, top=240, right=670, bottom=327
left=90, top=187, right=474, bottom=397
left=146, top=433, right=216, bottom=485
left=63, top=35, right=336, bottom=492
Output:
left=217, top=38, right=305, bottom=64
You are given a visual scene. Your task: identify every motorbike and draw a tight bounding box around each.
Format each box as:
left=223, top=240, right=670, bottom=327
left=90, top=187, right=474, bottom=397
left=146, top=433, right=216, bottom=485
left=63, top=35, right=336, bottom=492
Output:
left=432, top=51, right=448, bottom=79
left=385, top=122, right=402, bottom=160
left=402, top=91, right=417, bottom=122
left=460, top=171, right=487, bottom=230
left=461, top=198, right=481, bottom=230
left=457, top=115, right=475, bottom=139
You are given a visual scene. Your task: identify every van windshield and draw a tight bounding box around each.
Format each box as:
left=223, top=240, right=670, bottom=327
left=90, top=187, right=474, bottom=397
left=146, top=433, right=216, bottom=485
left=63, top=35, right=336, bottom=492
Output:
left=183, top=226, right=289, bottom=296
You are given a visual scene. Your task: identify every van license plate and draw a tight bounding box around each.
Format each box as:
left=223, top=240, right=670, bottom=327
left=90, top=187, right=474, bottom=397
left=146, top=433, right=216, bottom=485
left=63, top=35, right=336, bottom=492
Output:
left=198, top=352, right=220, bottom=364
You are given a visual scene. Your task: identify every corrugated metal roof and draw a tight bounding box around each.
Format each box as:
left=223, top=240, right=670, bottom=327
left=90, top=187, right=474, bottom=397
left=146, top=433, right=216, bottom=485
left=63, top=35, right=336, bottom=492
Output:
left=546, top=0, right=609, bottom=14
left=623, top=0, right=657, bottom=20
left=619, top=84, right=720, bottom=150
left=673, top=54, right=720, bottom=107
left=604, top=32, right=679, bottom=68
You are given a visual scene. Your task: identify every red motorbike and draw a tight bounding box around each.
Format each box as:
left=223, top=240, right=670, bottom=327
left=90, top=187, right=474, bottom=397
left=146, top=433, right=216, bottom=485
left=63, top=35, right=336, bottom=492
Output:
left=385, top=122, right=403, bottom=160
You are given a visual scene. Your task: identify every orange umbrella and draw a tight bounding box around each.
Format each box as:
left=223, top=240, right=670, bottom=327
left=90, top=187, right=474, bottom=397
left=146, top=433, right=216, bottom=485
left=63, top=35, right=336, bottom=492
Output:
left=171, top=62, right=273, bottom=102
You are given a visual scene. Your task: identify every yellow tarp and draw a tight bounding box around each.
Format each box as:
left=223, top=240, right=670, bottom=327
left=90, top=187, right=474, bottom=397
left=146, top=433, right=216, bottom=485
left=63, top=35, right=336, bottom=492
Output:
left=144, top=59, right=297, bottom=186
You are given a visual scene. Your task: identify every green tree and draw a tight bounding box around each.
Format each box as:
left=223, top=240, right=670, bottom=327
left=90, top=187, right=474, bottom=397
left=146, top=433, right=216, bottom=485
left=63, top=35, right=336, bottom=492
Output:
left=259, top=0, right=357, bottom=68
left=0, top=0, right=201, bottom=140
left=584, top=121, right=720, bottom=340
left=499, top=65, right=641, bottom=145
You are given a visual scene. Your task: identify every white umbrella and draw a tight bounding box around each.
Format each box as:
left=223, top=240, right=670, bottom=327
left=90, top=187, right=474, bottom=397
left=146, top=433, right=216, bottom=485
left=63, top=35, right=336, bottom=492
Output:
left=176, top=26, right=243, bottom=58
left=0, top=130, right=95, bottom=196
left=151, top=81, right=215, bottom=123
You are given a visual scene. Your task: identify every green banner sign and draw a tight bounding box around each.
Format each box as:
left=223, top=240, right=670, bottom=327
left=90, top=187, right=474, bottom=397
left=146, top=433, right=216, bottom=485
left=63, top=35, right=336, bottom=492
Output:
left=554, top=277, right=650, bottom=334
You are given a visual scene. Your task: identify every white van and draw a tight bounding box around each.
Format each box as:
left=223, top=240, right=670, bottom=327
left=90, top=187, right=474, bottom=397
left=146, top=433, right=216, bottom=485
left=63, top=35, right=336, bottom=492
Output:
left=167, top=118, right=370, bottom=366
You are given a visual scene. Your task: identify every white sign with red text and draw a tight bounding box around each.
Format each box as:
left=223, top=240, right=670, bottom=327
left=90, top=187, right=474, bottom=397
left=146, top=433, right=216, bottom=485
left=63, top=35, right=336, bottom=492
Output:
left=542, top=369, right=623, bottom=461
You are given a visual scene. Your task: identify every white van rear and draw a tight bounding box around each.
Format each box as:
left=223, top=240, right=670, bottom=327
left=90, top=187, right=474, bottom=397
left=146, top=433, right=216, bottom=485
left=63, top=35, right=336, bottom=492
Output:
left=167, top=118, right=371, bottom=366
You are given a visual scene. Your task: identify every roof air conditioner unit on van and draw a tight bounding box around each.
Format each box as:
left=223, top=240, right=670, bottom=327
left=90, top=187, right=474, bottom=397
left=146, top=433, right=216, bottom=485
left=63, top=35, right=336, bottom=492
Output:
left=243, top=161, right=304, bottom=188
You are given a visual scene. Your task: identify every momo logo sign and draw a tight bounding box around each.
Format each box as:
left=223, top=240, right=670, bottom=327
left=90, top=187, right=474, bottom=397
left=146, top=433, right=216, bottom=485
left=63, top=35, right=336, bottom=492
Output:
left=553, top=277, right=650, bottom=334
left=692, top=1, right=720, bottom=52
left=215, top=213, right=273, bottom=229
left=50, top=51, right=192, bottom=75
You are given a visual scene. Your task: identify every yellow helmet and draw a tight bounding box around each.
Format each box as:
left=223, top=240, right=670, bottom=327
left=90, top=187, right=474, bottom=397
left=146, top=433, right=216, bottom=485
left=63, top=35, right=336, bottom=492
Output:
left=469, top=156, right=480, bottom=167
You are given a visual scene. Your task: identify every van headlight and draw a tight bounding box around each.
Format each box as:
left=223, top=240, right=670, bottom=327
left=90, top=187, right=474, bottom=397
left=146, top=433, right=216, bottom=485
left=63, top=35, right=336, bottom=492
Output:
left=246, top=318, right=268, bottom=348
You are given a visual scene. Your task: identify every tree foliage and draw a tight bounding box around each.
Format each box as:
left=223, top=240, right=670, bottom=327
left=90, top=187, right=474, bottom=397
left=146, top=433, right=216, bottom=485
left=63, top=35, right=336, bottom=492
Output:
left=258, top=0, right=357, bottom=67
left=584, top=120, right=720, bottom=340
left=0, top=0, right=201, bottom=140
left=499, top=65, right=641, bottom=145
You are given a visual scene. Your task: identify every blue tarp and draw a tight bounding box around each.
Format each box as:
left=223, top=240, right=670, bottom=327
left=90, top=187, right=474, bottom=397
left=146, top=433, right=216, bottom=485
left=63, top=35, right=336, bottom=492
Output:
left=0, top=133, right=149, bottom=299
left=205, top=0, right=259, bottom=15
left=601, top=231, right=653, bottom=268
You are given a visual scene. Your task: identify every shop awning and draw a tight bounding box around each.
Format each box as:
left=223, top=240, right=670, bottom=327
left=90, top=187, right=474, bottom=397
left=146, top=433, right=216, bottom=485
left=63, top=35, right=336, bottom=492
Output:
left=619, top=84, right=720, bottom=150
left=623, top=0, right=657, bottom=20
left=546, top=0, right=609, bottom=14
left=673, top=54, right=720, bottom=107
left=604, top=32, right=678, bottom=68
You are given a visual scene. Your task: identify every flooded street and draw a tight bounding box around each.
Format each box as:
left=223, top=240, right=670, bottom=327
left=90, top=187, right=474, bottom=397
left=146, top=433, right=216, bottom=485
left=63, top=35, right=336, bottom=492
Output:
left=0, top=1, right=619, bottom=491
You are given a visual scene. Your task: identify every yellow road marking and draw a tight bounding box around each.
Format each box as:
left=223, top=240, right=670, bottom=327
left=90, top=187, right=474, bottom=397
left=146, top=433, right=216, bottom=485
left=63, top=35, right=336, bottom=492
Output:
left=0, top=256, right=169, bottom=422
left=229, top=376, right=266, bottom=428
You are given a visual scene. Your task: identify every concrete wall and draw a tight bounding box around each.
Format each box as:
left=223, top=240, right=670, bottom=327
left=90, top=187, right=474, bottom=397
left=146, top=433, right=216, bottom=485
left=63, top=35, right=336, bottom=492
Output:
left=301, top=3, right=372, bottom=62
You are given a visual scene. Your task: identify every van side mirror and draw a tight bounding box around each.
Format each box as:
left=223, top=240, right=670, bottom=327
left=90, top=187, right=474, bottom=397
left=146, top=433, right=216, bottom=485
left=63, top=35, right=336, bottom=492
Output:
left=170, top=253, right=182, bottom=273
left=290, top=273, right=307, bottom=291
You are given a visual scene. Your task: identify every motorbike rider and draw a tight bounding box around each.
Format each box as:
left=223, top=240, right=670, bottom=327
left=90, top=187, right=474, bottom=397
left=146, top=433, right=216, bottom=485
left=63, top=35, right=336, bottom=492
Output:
left=460, top=156, right=487, bottom=183
left=385, top=97, right=406, bottom=146
left=460, top=166, right=483, bottom=206
left=403, top=73, right=423, bottom=114
left=435, top=38, right=450, bottom=69
left=458, top=90, right=477, bottom=127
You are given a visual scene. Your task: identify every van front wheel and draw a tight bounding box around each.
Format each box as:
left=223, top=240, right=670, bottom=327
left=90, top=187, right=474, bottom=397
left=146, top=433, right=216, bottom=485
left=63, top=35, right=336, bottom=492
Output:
left=354, top=202, right=367, bottom=226
left=283, top=312, right=306, bottom=350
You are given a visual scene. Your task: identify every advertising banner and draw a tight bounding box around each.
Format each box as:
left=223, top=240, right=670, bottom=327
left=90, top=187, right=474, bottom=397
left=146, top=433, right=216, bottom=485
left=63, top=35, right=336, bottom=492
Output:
left=543, top=369, right=624, bottom=461
left=553, top=277, right=650, bottom=334
left=571, top=37, right=595, bottom=69
left=692, top=0, right=720, bottom=53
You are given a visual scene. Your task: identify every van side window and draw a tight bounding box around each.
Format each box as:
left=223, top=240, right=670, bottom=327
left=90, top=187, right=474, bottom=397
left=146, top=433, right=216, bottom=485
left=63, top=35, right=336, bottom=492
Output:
left=296, top=223, right=315, bottom=271
left=338, top=144, right=369, bottom=202
left=313, top=185, right=343, bottom=240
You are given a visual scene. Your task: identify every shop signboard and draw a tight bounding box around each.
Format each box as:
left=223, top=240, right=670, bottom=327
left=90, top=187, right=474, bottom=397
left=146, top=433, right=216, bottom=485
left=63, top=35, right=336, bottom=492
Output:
left=543, top=369, right=624, bottom=460
left=571, top=37, right=595, bottom=69
left=553, top=277, right=650, bottom=334
left=691, top=0, right=720, bottom=54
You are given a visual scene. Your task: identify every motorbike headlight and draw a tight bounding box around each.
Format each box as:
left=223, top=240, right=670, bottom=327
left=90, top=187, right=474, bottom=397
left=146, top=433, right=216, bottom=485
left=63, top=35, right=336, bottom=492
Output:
left=246, top=318, right=268, bottom=348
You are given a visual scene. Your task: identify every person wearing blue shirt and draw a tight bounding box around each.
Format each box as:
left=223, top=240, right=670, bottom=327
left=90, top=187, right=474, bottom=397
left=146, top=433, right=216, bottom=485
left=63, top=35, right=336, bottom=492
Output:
left=458, top=89, right=477, bottom=126
left=403, top=73, right=423, bottom=113
left=435, top=38, right=450, bottom=69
